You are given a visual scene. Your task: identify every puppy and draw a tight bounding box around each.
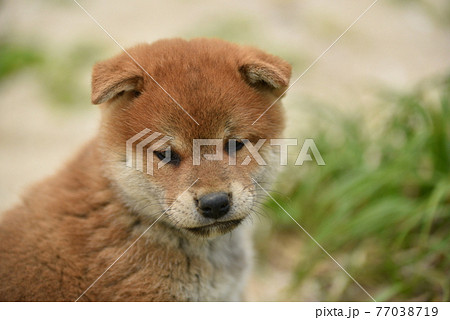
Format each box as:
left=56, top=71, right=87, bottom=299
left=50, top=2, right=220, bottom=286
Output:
left=0, top=38, right=291, bottom=301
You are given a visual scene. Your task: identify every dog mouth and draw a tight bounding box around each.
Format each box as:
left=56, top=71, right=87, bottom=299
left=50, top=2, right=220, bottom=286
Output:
left=185, top=219, right=243, bottom=236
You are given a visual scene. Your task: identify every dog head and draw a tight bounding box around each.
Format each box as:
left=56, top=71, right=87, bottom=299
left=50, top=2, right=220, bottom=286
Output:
left=92, top=38, right=291, bottom=237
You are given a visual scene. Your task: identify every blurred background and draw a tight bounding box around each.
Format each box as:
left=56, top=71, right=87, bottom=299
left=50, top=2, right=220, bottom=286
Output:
left=0, top=0, right=449, bottom=301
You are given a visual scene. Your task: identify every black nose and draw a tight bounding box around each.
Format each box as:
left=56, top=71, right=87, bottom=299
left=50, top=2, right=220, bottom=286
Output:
left=197, top=192, right=230, bottom=219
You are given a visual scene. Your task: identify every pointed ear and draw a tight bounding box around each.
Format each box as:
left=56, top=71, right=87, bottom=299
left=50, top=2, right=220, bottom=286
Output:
left=91, top=53, right=143, bottom=105
left=239, top=52, right=291, bottom=93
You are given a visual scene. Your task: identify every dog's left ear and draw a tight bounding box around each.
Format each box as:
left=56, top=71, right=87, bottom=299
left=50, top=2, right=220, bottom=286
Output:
left=91, top=52, right=143, bottom=105
left=239, top=52, right=292, bottom=94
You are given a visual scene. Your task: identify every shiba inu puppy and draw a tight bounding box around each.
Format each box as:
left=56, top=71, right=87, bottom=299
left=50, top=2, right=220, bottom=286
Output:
left=0, top=38, right=291, bottom=301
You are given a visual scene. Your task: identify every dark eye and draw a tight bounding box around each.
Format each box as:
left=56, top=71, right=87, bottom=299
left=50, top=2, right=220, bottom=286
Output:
left=235, top=141, right=245, bottom=151
left=154, top=150, right=165, bottom=161
left=133, top=90, right=141, bottom=98
left=225, top=140, right=245, bottom=154
left=154, top=149, right=181, bottom=166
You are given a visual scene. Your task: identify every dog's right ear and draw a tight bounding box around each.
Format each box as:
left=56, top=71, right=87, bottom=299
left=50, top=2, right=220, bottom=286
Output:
left=91, top=54, right=143, bottom=105
left=239, top=49, right=292, bottom=95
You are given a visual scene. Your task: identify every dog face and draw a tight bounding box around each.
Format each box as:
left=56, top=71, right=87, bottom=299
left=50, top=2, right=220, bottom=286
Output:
left=92, top=38, right=291, bottom=237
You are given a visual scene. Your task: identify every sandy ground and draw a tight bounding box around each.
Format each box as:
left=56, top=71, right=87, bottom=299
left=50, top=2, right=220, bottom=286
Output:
left=0, top=0, right=449, bottom=301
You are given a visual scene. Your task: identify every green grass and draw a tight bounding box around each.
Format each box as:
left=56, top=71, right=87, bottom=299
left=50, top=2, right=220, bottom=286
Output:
left=259, top=75, right=450, bottom=301
left=0, top=41, right=44, bottom=81
left=0, top=39, right=103, bottom=109
left=39, top=43, right=103, bottom=108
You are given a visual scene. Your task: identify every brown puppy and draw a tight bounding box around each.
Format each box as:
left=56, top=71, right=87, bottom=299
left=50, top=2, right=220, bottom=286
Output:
left=0, top=38, right=291, bottom=301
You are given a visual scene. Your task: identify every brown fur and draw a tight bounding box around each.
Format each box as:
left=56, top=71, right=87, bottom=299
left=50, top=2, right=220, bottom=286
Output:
left=0, top=38, right=291, bottom=301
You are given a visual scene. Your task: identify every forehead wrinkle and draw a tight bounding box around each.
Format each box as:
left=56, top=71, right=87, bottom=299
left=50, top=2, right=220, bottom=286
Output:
left=155, top=121, right=233, bottom=155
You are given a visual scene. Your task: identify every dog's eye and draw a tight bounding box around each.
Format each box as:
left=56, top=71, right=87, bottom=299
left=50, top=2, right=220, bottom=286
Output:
left=133, top=90, right=141, bottom=98
left=154, top=150, right=181, bottom=166
left=235, top=141, right=245, bottom=151
left=225, top=140, right=245, bottom=154
left=154, top=150, right=166, bottom=161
